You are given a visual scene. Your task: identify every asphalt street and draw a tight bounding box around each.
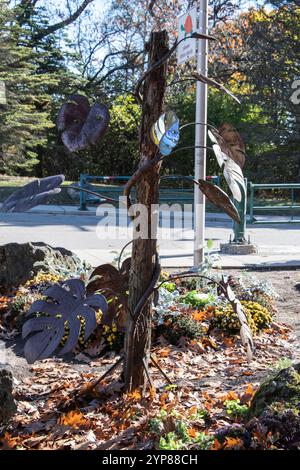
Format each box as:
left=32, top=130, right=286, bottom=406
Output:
left=1, top=209, right=300, bottom=267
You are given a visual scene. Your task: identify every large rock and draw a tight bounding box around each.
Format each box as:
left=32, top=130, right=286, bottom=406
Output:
left=248, top=363, right=300, bottom=419
left=0, top=364, right=16, bottom=425
left=0, top=242, right=84, bottom=287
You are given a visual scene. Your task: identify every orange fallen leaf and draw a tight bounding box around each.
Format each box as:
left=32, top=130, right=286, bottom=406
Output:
left=191, top=310, right=207, bottom=321
left=0, top=432, right=18, bottom=450
left=126, top=390, right=142, bottom=402
left=220, top=390, right=239, bottom=403
left=188, top=405, right=198, bottom=416
left=188, top=428, right=198, bottom=438
left=242, top=370, right=254, bottom=376
left=149, top=387, right=156, bottom=400
left=240, top=383, right=255, bottom=405
left=158, top=347, right=171, bottom=358
left=58, top=410, right=89, bottom=429
left=224, top=437, right=244, bottom=449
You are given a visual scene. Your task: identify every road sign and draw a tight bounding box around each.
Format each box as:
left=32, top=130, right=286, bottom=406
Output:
left=177, top=6, right=197, bottom=65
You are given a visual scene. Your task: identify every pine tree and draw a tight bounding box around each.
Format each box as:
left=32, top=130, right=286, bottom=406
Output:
left=0, top=0, right=79, bottom=175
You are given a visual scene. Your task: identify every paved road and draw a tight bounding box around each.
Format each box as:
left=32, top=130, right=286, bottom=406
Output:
left=1, top=210, right=300, bottom=267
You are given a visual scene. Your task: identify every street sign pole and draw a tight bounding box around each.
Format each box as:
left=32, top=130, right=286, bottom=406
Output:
left=193, top=0, right=208, bottom=267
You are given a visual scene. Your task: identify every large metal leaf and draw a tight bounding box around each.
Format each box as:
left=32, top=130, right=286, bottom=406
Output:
left=223, top=159, right=246, bottom=202
left=86, top=258, right=131, bottom=331
left=208, top=129, right=233, bottom=162
left=211, top=143, right=228, bottom=168
left=0, top=175, right=65, bottom=213
left=219, top=123, right=246, bottom=169
left=57, top=94, right=110, bottom=152
left=197, top=179, right=240, bottom=223
left=22, top=279, right=108, bottom=363
left=192, top=72, right=241, bottom=104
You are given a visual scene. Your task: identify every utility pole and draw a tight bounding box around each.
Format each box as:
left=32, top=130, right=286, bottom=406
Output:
left=193, top=0, right=208, bottom=267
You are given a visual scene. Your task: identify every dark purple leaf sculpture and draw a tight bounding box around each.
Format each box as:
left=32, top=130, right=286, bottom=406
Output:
left=57, top=94, right=110, bottom=152
left=22, top=279, right=108, bottom=363
left=87, top=257, right=131, bottom=332
left=0, top=175, right=65, bottom=213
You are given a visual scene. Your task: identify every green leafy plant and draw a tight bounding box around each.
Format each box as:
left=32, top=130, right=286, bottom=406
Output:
left=224, top=399, right=248, bottom=420
left=159, top=432, right=186, bottom=450
left=180, top=290, right=217, bottom=308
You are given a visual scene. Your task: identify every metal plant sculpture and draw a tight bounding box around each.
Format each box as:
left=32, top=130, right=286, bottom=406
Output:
left=0, top=175, right=65, bottom=213
left=15, top=27, right=254, bottom=392
left=57, top=94, right=110, bottom=153
left=22, top=279, right=108, bottom=363
left=86, top=257, right=131, bottom=332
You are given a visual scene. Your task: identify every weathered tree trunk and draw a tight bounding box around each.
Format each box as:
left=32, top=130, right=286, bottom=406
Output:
left=124, top=31, right=168, bottom=392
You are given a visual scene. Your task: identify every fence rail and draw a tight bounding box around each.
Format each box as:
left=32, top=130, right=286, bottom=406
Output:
left=249, top=182, right=300, bottom=224
left=78, top=174, right=221, bottom=210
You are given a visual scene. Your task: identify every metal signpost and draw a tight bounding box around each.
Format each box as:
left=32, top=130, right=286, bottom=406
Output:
left=178, top=1, right=208, bottom=267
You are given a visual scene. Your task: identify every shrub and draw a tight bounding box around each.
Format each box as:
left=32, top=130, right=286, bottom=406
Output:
left=211, top=300, right=273, bottom=334
left=158, top=314, right=206, bottom=345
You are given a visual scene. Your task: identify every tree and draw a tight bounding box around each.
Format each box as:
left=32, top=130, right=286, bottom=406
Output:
left=123, top=30, right=168, bottom=392
left=0, top=0, right=81, bottom=175
left=209, top=2, right=300, bottom=183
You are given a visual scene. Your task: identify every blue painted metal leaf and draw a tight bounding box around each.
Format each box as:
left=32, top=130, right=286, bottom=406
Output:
left=1, top=175, right=64, bottom=213
left=22, top=278, right=108, bottom=363
left=151, top=111, right=180, bottom=156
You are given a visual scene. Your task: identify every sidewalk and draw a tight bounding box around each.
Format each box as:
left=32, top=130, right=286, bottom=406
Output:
left=28, top=204, right=235, bottom=223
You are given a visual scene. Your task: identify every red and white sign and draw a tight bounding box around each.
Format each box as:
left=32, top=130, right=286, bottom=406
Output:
left=177, top=6, right=197, bottom=65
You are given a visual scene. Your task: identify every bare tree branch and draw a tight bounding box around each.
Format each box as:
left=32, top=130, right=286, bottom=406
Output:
left=33, top=0, right=96, bottom=40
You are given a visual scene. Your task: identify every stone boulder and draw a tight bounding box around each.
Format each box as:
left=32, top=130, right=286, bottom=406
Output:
left=248, top=363, right=300, bottom=419
left=0, top=242, right=84, bottom=287
left=0, top=364, right=16, bottom=425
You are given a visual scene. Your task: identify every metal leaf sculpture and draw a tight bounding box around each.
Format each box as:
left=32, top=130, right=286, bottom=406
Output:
left=151, top=111, right=180, bottom=155
left=219, top=276, right=254, bottom=361
left=22, top=279, right=108, bottom=364
left=57, top=94, right=110, bottom=152
left=223, top=158, right=246, bottom=203
left=208, top=127, right=246, bottom=202
left=197, top=179, right=240, bottom=223
left=192, top=72, right=241, bottom=104
left=0, top=175, right=65, bottom=213
left=86, top=258, right=131, bottom=332
left=208, top=128, right=233, bottom=161
left=219, top=123, right=246, bottom=169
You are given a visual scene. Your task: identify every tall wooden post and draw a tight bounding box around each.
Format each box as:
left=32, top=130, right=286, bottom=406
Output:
left=124, top=31, right=168, bottom=392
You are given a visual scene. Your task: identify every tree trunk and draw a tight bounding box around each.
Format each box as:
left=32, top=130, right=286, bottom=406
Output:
left=123, top=31, right=168, bottom=392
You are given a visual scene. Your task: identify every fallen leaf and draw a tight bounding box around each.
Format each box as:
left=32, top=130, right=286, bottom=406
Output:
left=58, top=410, right=90, bottom=429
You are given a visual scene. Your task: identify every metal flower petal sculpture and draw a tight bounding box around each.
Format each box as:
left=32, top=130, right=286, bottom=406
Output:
left=22, top=279, right=108, bottom=363
left=57, top=94, right=110, bottom=152
left=0, top=175, right=65, bottom=213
